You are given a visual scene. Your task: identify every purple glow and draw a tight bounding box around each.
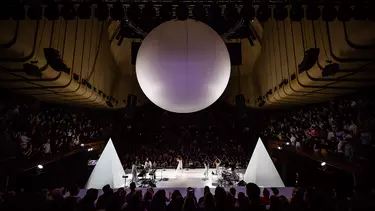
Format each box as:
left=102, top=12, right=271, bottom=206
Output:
left=136, top=19, right=231, bottom=113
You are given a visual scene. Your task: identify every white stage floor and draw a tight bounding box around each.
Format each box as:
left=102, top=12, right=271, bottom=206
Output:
left=78, top=168, right=293, bottom=199
left=126, top=168, right=245, bottom=188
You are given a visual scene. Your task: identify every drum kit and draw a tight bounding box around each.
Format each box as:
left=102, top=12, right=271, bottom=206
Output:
left=218, top=167, right=240, bottom=187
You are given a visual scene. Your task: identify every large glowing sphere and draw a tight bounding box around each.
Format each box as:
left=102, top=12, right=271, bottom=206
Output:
left=136, top=19, right=231, bottom=113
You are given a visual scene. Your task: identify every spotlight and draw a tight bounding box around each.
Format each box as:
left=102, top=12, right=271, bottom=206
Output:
left=95, top=2, right=109, bottom=21
left=176, top=3, right=189, bottom=21
left=44, top=3, right=60, bottom=20
left=286, top=142, right=290, bottom=145
left=277, top=146, right=282, bottom=150
left=80, top=143, right=84, bottom=147
left=88, top=148, right=93, bottom=152
left=322, top=4, right=337, bottom=22
left=27, top=4, right=43, bottom=20
left=321, top=162, right=326, bottom=167
left=37, top=164, right=43, bottom=169
left=61, top=3, right=77, bottom=20
left=110, top=1, right=124, bottom=20
left=77, top=2, right=91, bottom=19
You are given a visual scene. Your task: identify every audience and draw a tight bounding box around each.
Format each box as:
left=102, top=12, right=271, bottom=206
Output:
left=0, top=98, right=105, bottom=160
left=263, top=98, right=375, bottom=162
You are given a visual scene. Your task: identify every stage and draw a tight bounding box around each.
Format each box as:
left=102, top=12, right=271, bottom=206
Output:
left=125, top=168, right=245, bottom=188
left=78, top=168, right=293, bottom=199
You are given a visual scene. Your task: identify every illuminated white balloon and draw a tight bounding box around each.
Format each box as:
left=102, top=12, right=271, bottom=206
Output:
left=136, top=19, right=231, bottom=113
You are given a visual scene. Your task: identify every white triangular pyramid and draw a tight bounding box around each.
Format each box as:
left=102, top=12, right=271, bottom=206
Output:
left=243, top=138, right=285, bottom=187
left=85, top=138, right=125, bottom=189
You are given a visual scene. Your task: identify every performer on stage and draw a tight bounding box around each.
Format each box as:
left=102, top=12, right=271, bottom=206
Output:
left=231, top=164, right=239, bottom=181
left=203, top=160, right=209, bottom=179
left=176, top=156, right=183, bottom=174
left=131, top=162, right=138, bottom=183
left=215, top=158, right=221, bottom=176
left=144, top=158, right=152, bottom=172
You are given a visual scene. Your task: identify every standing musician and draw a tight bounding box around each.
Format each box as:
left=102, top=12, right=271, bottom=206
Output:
left=176, top=156, right=183, bottom=174
left=144, top=158, right=152, bottom=172
left=231, top=164, right=239, bottom=181
left=131, top=162, right=138, bottom=183
left=203, top=160, right=209, bottom=180
left=215, top=158, right=221, bottom=176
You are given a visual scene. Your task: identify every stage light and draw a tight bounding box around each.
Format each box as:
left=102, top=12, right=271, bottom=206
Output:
left=136, top=20, right=231, bottom=113
left=61, top=3, right=76, bottom=20
left=37, top=164, right=43, bottom=169
left=277, top=146, right=282, bottom=150
left=110, top=1, right=124, bottom=20
left=27, top=4, right=42, bottom=20
left=45, top=3, right=60, bottom=20
left=176, top=3, right=189, bottom=21
left=77, top=2, right=91, bottom=19
left=321, top=162, right=326, bottom=166
left=286, top=142, right=290, bottom=145
left=80, top=143, right=84, bottom=147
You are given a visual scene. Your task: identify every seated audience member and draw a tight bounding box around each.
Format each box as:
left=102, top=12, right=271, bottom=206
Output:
left=125, top=182, right=136, bottom=203
left=260, top=188, right=270, bottom=205
left=203, top=192, right=215, bottom=211
left=167, top=190, right=183, bottom=211
left=182, top=195, right=198, bottom=211
left=95, top=184, right=115, bottom=211
left=124, top=191, right=143, bottom=211
left=150, top=190, right=167, bottom=211
left=63, top=185, right=81, bottom=211
left=236, top=192, right=249, bottom=211
left=114, top=188, right=126, bottom=211
left=246, top=183, right=266, bottom=211
left=230, top=187, right=237, bottom=206
left=77, top=189, right=98, bottom=211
